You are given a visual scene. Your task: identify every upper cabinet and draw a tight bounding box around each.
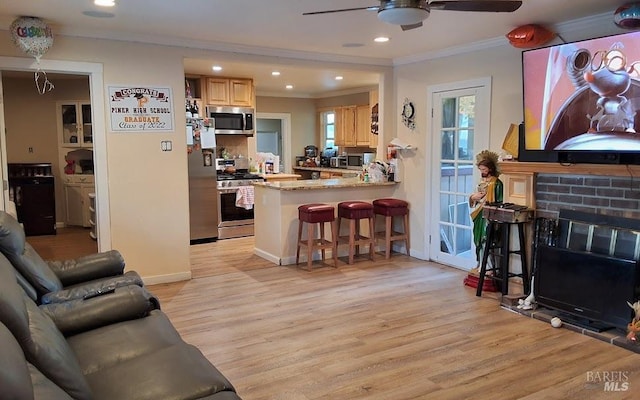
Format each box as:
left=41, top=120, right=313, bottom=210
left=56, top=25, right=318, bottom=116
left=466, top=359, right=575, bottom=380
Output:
left=205, top=78, right=254, bottom=107
left=334, top=103, right=375, bottom=148
left=57, top=101, right=92, bottom=148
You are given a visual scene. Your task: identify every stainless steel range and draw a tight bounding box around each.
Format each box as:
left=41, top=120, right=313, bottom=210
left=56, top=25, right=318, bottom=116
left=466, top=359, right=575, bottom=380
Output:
left=216, top=159, right=263, bottom=239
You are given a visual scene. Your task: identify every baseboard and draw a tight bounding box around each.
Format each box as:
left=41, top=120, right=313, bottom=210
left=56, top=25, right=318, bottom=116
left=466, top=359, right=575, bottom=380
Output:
left=253, top=248, right=282, bottom=265
left=142, top=271, right=192, bottom=285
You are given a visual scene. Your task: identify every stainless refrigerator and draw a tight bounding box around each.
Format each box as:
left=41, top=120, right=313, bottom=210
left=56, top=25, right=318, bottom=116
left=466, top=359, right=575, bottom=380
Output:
left=188, top=148, right=218, bottom=243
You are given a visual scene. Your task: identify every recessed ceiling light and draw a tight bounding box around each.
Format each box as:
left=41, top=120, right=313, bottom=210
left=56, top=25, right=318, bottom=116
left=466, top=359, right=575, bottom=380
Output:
left=335, top=76, right=343, bottom=81
left=212, top=65, right=222, bottom=72
left=271, top=71, right=281, bottom=76
left=94, top=0, right=115, bottom=7
left=374, top=37, right=390, bottom=43
left=285, top=85, right=293, bottom=90
left=82, top=10, right=115, bottom=18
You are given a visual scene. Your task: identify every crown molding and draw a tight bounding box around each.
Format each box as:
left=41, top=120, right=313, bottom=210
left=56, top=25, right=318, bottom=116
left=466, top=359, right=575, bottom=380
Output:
left=392, top=11, right=617, bottom=66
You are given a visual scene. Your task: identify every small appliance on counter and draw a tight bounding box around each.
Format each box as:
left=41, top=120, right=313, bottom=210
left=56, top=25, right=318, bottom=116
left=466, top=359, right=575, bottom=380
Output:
left=320, top=147, right=337, bottom=167
left=304, top=145, right=318, bottom=158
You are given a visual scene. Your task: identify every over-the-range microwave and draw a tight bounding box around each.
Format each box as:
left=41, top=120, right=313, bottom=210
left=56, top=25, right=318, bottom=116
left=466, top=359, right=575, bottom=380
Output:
left=206, top=106, right=254, bottom=136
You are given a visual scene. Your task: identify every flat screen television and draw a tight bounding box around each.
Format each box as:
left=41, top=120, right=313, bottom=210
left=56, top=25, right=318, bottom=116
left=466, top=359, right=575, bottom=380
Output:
left=520, top=30, right=640, bottom=164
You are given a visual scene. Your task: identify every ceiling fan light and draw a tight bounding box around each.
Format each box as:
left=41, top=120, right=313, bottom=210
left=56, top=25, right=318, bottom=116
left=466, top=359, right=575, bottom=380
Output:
left=378, top=8, right=429, bottom=26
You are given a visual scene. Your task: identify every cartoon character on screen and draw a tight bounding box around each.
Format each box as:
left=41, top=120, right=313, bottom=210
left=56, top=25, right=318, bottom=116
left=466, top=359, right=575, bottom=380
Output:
left=468, top=150, right=503, bottom=266
left=572, top=42, right=640, bottom=133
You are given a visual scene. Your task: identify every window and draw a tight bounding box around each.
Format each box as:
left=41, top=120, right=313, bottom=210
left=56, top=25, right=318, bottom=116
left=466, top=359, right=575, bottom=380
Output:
left=320, top=110, right=335, bottom=149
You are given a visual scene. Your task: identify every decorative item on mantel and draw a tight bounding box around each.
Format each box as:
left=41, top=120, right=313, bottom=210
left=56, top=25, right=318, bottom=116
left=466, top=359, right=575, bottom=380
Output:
left=501, top=123, right=520, bottom=160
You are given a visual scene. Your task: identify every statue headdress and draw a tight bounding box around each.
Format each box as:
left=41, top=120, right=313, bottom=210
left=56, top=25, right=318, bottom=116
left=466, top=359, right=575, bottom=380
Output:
left=475, top=150, right=501, bottom=177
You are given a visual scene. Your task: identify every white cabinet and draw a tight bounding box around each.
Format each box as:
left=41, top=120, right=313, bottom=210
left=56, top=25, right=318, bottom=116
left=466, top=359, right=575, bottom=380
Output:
left=63, top=175, right=95, bottom=227
left=57, top=101, right=93, bottom=148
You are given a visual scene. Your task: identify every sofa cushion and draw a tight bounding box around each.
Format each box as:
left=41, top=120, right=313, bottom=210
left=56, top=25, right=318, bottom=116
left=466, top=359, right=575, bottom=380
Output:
left=67, top=309, right=184, bottom=374
left=0, top=212, right=63, bottom=295
left=28, top=364, right=75, bottom=400
left=0, top=322, right=34, bottom=400
left=0, top=254, right=92, bottom=400
left=85, top=343, right=236, bottom=400
left=40, top=270, right=144, bottom=304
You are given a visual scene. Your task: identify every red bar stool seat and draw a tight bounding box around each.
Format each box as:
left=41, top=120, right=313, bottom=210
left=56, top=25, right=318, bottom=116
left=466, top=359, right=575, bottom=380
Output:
left=373, top=198, right=410, bottom=259
left=337, top=201, right=375, bottom=264
left=296, top=203, right=337, bottom=270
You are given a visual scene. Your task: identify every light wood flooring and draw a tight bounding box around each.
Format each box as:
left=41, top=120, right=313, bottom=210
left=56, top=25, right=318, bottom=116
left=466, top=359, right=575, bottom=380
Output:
left=29, top=233, right=640, bottom=399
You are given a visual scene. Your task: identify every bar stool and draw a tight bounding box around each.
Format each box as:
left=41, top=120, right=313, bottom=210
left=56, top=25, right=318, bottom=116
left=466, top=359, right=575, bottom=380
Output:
left=337, top=201, right=375, bottom=264
left=373, top=198, right=410, bottom=259
left=475, top=220, right=530, bottom=297
left=296, top=203, right=337, bottom=270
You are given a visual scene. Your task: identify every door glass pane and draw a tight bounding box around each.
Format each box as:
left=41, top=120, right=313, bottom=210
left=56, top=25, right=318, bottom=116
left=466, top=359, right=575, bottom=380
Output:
left=82, top=104, right=93, bottom=144
left=458, top=95, right=475, bottom=127
left=442, top=97, right=456, bottom=128
left=441, top=131, right=455, bottom=160
left=61, top=104, right=78, bottom=144
left=458, top=129, right=474, bottom=160
left=440, top=223, right=453, bottom=254
left=440, top=162, right=454, bottom=192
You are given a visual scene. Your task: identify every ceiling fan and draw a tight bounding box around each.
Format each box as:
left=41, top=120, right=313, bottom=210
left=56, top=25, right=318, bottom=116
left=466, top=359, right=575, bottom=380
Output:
left=303, top=0, right=523, bottom=31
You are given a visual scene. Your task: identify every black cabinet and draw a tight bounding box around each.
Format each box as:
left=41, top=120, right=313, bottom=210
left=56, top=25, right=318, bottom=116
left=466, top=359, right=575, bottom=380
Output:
left=8, top=163, right=56, bottom=236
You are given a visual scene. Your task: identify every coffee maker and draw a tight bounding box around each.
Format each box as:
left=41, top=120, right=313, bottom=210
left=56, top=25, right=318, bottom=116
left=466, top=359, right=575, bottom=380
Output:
left=320, top=147, right=337, bottom=167
left=304, top=145, right=318, bottom=158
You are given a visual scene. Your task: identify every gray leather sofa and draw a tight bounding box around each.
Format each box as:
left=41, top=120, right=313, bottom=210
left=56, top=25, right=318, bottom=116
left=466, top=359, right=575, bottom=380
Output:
left=0, top=252, right=242, bottom=400
left=0, top=211, right=143, bottom=304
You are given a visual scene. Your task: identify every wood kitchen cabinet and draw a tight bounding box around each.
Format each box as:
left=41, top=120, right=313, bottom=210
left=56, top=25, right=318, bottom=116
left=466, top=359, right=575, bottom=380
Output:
left=63, top=175, right=95, bottom=227
left=356, top=104, right=371, bottom=146
left=57, top=101, right=93, bottom=148
left=335, top=104, right=371, bottom=147
left=205, top=78, right=254, bottom=107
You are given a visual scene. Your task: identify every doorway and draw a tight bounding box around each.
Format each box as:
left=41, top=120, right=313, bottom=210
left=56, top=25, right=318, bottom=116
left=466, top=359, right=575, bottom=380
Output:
left=0, top=56, right=111, bottom=251
left=428, top=77, right=491, bottom=271
left=256, top=113, right=291, bottom=172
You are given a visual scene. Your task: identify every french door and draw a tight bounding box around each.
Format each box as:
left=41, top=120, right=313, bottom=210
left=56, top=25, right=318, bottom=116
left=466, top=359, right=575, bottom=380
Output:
left=428, top=78, right=491, bottom=270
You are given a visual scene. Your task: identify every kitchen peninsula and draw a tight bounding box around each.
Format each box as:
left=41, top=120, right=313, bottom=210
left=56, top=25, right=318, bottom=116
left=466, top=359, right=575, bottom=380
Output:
left=253, top=178, right=397, bottom=265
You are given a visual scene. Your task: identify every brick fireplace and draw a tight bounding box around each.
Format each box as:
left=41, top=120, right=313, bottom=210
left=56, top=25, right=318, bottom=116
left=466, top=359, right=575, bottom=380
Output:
left=498, top=161, right=640, bottom=352
left=535, top=174, right=640, bottom=219
left=498, top=162, right=640, bottom=218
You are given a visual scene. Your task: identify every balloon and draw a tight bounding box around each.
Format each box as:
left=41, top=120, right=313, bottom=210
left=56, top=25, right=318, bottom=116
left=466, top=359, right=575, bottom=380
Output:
left=9, top=17, right=54, bottom=62
left=506, top=24, right=555, bottom=49
left=614, top=3, right=640, bottom=29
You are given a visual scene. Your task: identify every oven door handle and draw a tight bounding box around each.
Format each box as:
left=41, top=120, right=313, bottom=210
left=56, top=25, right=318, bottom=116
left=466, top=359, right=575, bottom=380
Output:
left=218, top=188, right=239, bottom=194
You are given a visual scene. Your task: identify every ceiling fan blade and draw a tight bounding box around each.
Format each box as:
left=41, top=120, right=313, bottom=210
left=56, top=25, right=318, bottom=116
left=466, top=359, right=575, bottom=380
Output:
left=429, top=1, right=522, bottom=13
left=303, top=6, right=379, bottom=16
left=401, top=22, right=423, bottom=31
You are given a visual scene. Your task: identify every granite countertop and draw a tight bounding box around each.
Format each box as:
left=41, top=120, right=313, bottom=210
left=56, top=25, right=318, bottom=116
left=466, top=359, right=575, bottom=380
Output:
left=293, top=166, right=358, bottom=174
left=260, top=173, right=301, bottom=180
left=253, top=177, right=396, bottom=191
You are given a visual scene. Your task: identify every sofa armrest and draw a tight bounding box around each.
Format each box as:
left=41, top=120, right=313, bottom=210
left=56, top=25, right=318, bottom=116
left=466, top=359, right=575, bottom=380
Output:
left=47, top=250, right=125, bottom=286
left=40, top=285, right=160, bottom=336
left=40, top=271, right=143, bottom=304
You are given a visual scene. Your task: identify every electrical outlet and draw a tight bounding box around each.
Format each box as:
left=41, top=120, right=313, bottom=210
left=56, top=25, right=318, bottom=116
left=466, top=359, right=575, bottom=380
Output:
left=28, top=147, right=33, bottom=153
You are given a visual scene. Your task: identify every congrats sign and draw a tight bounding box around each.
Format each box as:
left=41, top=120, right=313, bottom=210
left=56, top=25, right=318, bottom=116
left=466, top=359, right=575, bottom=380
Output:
left=108, top=86, right=173, bottom=132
